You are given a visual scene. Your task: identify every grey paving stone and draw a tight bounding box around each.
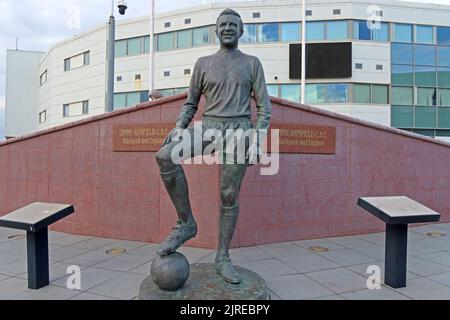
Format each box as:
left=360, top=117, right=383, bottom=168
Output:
left=293, top=238, right=345, bottom=251
left=266, top=274, right=334, bottom=300
left=408, top=231, right=434, bottom=242
left=17, top=262, right=82, bottom=282
left=410, top=224, right=448, bottom=235
left=340, top=287, right=411, bottom=300
left=407, top=242, right=443, bottom=256
left=0, top=240, right=26, bottom=256
left=12, top=285, right=79, bottom=300
left=48, top=231, right=70, bottom=240
left=420, top=251, right=450, bottom=267
left=326, top=236, right=375, bottom=249
left=0, top=277, right=28, bottom=299
left=229, top=246, right=274, bottom=262
left=125, top=243, right=159, bottom=257
left=352, top=245, right=386, bottom=261
left=306, top=268, right=369, bottom=294
left=49, top=234, right=93, bottom=246
left=178, top=246, right=215, bottom=263
left=412, top=238, right=450, bottom=252
left=394, top=277, right=450, bottom=300
left=93, top=253, right=153, bottom=272
left=0, top=259, right=27, bottom=276
left=278, top=253, right=339, bottom=273
left=61, top=249, right=114, bottom=267
left=0, top=273, right=9, bottom=281
left=70, top=292, right=117, bottom=300
left=307, top=295, right=344, bottom=300
left=236, top=258, right=297, bottom=278
left=267, top=289, right=281, bottom=300
left=196, top=252, right=216, bottom=264
left=129, top=261, right=153, bottom=275
left=360, top=233, right=385, bottom=245
left=52, top=267, right=120, bottom=291
left=72, top=237, right=117, bottom=250
left=407, top=256, right=450, bottom=276
left=428, top=272, right=450, bottom=287
left=88, top=272, right=146, bottom=300
left=318, top=249, right=375, bottom=267
left=101, top=240, right=147, bottom=253
left=346, top=261, right=420, bottom=282
left=433, top=223, right=450, bottom=232
left=0, top=253, right=24, bottom=266
left=258, top=241, right=309, bottom=258
left=49, top=246, right=94, bottom=262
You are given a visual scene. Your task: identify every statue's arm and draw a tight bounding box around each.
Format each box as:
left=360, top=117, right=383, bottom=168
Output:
left=252, top=58, right=272, bottom=132
left=175, top=60, right=203, bottom=129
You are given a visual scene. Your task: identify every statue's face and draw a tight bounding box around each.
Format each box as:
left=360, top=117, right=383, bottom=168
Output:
left=215, top=14, right=243, bottom=48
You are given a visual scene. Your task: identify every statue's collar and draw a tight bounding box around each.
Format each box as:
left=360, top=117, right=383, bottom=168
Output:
left=218, top=47, right=240, bottom=55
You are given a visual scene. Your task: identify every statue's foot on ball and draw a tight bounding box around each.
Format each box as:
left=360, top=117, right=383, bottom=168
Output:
left=157, top=220, right=197, bottom=256
left=215, top=257, right=242, bottom=284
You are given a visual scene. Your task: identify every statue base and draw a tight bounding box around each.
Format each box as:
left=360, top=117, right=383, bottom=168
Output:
left=138, top=263, right=270, bottom=300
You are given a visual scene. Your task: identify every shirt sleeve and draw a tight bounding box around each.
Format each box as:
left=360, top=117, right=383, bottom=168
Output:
left=175, top=59, right=203, bottom=128
left=252, top=58, right=272, bottom=131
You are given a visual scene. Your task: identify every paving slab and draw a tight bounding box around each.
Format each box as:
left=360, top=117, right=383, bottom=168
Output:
left=93, top=253, right=153, bottom=272
left=236, top=258, right=297, bottom=278
left=305, top=268, right=369, bottom=294
left=317, top=249, right=376, bottom=267
left=0, top=277, right=29, bottom=299
left=12, top=285, right=79, bottom=300
left=52, top=267, right=120, bottom=291
left=258, top=241, right=309, bottom=257
left=266, top=274, right=334, bottom=300
left=88, top=272, right=146, bottom=300
left=340, top=286, right=411, bottom=300
left=278, top=253, right=339, bottom=273
left=394, top=277, right=450, bottom=300
left=70, top=292, right=116, bottom=300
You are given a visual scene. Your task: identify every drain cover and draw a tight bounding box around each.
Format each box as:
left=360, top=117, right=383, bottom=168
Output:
left=8, top=234, right=25, bottom=240
left=309, top=246, right=329, bottom=253
left=427, top=232, right=447, bottom=238
left=106, top=248, right=126, bottom=255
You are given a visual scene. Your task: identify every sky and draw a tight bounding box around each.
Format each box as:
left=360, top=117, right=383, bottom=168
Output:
left=1, top=0, right=450, bottom=140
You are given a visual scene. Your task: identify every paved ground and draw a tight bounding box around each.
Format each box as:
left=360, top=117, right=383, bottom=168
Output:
left=2, top=223, right=450, bottom=300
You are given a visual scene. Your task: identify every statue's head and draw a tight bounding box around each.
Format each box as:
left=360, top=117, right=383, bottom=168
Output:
left=215, top=8, right=244, bottom=49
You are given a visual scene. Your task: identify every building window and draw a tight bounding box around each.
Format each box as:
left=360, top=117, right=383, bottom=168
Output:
left=280, top=84, right=300, bottom=103
left=326, top=20, right=348, bottom=40
left=415, top=45, right=436, bottom=66
left=416, top=25, right=434, bottom=44
left=438, top=67, right=450, bottom=87
left=158, top=32, right=175, bottom=51
left=306, top=83, right=349, bottom=103
left=185, top=18, right=191, bottom=24
left=127, top=37, right=142, bottom=56
left=64, top=51, right=90, bottom=71
left=437, top=26, right=450, bottom=46
left=39, top=110, right=47, bottom=124
left=415, top=65, right=436, bottom=86
left=354, top=84, right=371, bottom=103
left=333, top=9, right=341, bottom=15
left=306, top=21, right=325, bottom=41
left=305, top=10, right=312, bottom=16
left=392, top=65, right=413, bottom=85
left=40, top=70, right=47, bottom=86
left=417, top=87, right=437, bottom=106
left=376, top=64, right=383, bottom=70
left=164, top=71, right=170, bottom=77
left=393, top=23, right=413, bottom=43
left=355, top=63, right=363, bottom=69
left=258, top=23, right=279, bottom=42
left=391, top=86, right=413, bottom=105
left=267, top=85, right=279, bottom=97
left=82, top=101, right=89, bottom=114
left=353, top=20, right=388, bottom=41
left=117, top=76, right=123, bottom=82
left=437, top=46, right=450, bottom=67
left=415, top=106, right=436, bottom=128
left=252, top=12, right=260, bottom=18
left=391, top=43, right=413, bottom=65
left=376, top=11, right=383, bottom=17
left=372, top=85, right=389, bottom=104
left=438, top=88, right=450, bottom=106
left=63, top=101, right=89, bottom=117
left=184, top=69, right=191, bottom=75
left=115, top=40, right=128, bottom=57
left=63, top=104, right=69, bottom=117
left=193, top=27, right=210, bottom=46
left=164, top=22, right=171, bottom=28
left=135, top=74, right=141, bottom=80
left=114, top=91, right=149, bottom=110
left=177, top=29, right=193, bottom=49
left=281, top=22, right=300, bottom=42
left=242, top=24, right=257, bottom=43
left=392, top=105, right=414, bottom=128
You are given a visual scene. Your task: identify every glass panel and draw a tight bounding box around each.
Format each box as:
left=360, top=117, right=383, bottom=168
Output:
left=372, top=22, right=388, bottom=41
left=417, top=87, right=437, bottom=106
left=438, top=67, right=450, bottom=87
left=258, top=23, right=279, bottom=42
left=353, top=20, right=370, bottom=40
left=306, top=21, right=325, bottom=41
left=394, top=23, right=413, bottom=43
left=177, top=29, right=192, bottom=49
left=63, top=104, right=69, bottom=117
left=391, top=43, right=413, bottom=65
left=413, top=129, right=435, bottom=137
left=392, top=65, right=413, bottom=85
left=415, top=106, right=436, bottom=128
left=327, top=84, right=349, bottom=103
left=438, top=107, right=450, bottom=128
left=306, top=84, right=326, bottom=103
left=327, top=21, right=347, bottom=40
left=435, top=129, right=450, bottom=136
left=126, top=92, right=141, bottom=107
left=242, top=24, right=257, bottom=43
left=64, top=58, right=70, bottom=71
left=127, top=38, right=142, bottom=55
left=391, top=105, right=413, bottom=128
left=82, top=101, right=89, bottom=114
left=414, top=45, right=435, bottom=66
left=157, top=33, right=174, bottom=51
left=158, top=89, right=174, bottom=96
left=416, top=25, right=433, bottom=44
left=140, top=91, right=149, bottom=102
left=113, top=93, right=126, bottom=110
left=281, top=22, right=300, bottom=42
left=193, top=27, right=210, bottom=46
left=438, top=88, right=450, bottom=106
left=415, top=66, right=436, bottom=86
left=372, top=85, right=389, bottom=104
left=144, top=36, right=150, bottom=53
left=84, top=52, right=90, bottom=65
left=354, top=84, right=370, bottom=103
left=280, top=85, right=300, bottom=102
left=173, top=88, right=188, bottom=94
left=437, top=46, right=450, bottom=67
left=267, top=85, right=279, bottom=97
left=437, top=27, right=450, bottom=46
left=392, top=86, right=413, bottom=105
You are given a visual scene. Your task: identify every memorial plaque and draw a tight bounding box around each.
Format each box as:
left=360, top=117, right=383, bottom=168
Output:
left=113, top=124, right=171, bottom=152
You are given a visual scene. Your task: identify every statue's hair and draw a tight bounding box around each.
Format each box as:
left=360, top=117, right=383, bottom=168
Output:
left=216, top=8, right=243, bottom=27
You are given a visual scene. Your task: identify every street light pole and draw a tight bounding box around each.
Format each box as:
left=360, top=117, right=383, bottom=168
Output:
left=149, top=0, right=155, bottom=96
left=106, top=0, right=116, bottom=112
left=301, top=0, right=306, bottom=104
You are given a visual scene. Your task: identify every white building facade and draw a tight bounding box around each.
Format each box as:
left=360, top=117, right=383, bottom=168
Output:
left=5, top=0, right=450, bottom=140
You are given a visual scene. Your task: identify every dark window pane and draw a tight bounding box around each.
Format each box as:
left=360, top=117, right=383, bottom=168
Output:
left=438, top=107, right=450, bottom=128
left=193, top=27, right=210, bottom=46
left=144, top=36, right=150, bottom=53
left=417, top=87, right=437, bottom=106
left=63, top=104, right=69, bottom=117
left=438, top=67, right=450, bottom=87
left=391, top=43, right=413, bottom=65
left=242, top=24, right=257, bottom=43
left=415, top=65, right=436, bottom=86
left=415, top=106, right=436, bottom=128
left=281, top=22, right=300, bottom=42
left=84, top=52, right=90, bottom=65
left=391, top=105, right=413, bottom=127
left=437, top=46, right=450, bottom=67
left=413, top=129, right=435, bottom=137
left=437, top=26, right=450, bottom=46
left=327, top=20, right=347, bottom=40
left=82, top=101, right=89, bottom=114
left=414, top=45, right=435, bottom=66
left=353, top=21, right=370, bottom=40
left=258, top=23, right=279, bottom=42
left=394, top=23, right=412, bottom=43
left=354, top=84, right=370, bottom=103
left=416, top=25, right=433, bottom=44
left=64, top=58, right=70, bottom=71
left=392, top=86, right=413, bottom=105
left=392, top=64, right=413, bottom=85
left=372, top=85, right=389, bottom=104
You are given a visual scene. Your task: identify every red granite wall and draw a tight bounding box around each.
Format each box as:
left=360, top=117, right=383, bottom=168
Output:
left=1, top=94, right=449, bottom=248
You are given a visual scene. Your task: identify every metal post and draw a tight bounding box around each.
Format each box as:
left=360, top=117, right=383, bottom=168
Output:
left=301, top=0, right=306, bottom=104
left=106, top=0, right=116, bottom=112
left=149, top=0, right=155, bottom=97
left=385, top=224, right=408, bottom=288
left=26, top=228, right=49, bottom=289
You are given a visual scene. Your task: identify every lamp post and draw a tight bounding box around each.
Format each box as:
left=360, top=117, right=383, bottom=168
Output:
left=149, top=0, right=155, bottom=97
left=301, top=0, right=306, bottom=104
left=106, top=1, right=128, bottom=112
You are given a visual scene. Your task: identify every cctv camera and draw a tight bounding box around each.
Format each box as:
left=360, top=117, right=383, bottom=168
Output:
left=118, top=0, right=128, bottom=15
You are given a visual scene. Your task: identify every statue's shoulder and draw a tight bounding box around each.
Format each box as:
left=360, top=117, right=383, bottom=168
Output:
left=239, top=51, right=262, bottom=65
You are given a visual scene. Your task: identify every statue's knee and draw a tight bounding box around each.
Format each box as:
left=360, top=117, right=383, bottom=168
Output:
left=155, top=149, right=174, bottom=171
left=221, top=187, right=238, bottom=207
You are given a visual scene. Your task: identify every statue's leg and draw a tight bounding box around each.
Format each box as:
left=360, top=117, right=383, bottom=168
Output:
left=155, top=128, right=201, bottom=255
left=215, top=163, right=248, bottom=284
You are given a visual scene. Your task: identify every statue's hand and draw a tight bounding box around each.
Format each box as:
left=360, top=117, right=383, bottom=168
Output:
left=162, top=126, right=183, bottom=146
